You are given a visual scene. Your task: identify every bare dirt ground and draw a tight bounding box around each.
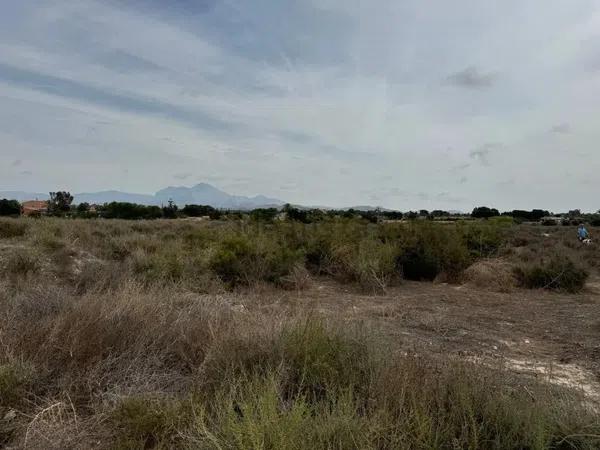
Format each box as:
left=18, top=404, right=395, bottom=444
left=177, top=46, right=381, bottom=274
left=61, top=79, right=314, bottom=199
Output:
left=240, top=276, right=600, bottom=401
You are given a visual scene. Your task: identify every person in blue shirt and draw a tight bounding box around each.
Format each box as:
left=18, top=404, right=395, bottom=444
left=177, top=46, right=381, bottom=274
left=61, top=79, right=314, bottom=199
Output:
left=577, top=224, right=590, bottom=241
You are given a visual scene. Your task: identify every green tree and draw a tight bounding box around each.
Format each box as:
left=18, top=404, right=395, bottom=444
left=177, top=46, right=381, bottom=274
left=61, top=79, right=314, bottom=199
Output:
left=162, top=199, right=178, bottom=219
left=471, top=206, right=499, bottom=219
left=99, top=202, right=163, bottom=220
left=76, top=202, right=90, bottom=213
left=48, top=191, right=73, bottom=216
left=250, top=208, right=278, bottom=222
left=283, top=204, right=309, bottom=223
left=182, top=204, right=217, bottom=218
left=0, top=199, right=21, bottom=216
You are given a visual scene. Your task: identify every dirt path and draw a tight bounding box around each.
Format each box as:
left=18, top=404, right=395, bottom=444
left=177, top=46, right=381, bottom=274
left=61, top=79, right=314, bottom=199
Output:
left=248, top=278, right=600, bottom=399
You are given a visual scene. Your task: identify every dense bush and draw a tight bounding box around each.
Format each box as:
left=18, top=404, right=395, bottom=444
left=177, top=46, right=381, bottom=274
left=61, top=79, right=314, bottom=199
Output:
left=472, top=206, right=500, bottom=219
left=392, top=223, right=473, bottom=281
left=100, top=202, right=163, bottom=220
left=0, top=217, right=515, bottom=290
left=0, top=199, right=21, bottom=216
left=514, top=256, right=589, bottom=293
left=504, top=209, right=550, bottom=222
left=181, top=204, right=218, bottom=218
left=250, top=208, right=279, bottom=222
left=210, top=233, right=304, bottom=285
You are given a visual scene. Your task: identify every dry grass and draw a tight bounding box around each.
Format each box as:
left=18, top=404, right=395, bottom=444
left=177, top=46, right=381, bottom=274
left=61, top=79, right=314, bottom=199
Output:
left=0, top=218, right=598, bottom=448
left=463, top=258, right=517, bottom=292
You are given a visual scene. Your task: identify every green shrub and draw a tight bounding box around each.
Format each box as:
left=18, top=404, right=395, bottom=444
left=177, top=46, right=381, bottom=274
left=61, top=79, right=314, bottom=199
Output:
left=280, top=321, right=371, bottom=399
left=196, top=377, right=372, bottom=450
left=209, top=235, right=256, bottom=285
left=331, top=238, right=398, bottom=291
left=514, top=257, right=589, bottom=293
left=111, top=396, right=191, bottom=449
left=210, top=234, right=303, bottom=286
left=191, top=364, right=600, bottom=450
left=0, top=199, right=21, bottom=217
left=397, top=225, right=471, bottom=281
left=0, top=220, right=28, bottom=239
left=462, top=221, right=506, bottom=257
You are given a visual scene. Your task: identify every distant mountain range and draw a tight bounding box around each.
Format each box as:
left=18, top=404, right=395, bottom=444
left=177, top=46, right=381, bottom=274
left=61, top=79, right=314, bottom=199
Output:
left=0, top=183, right=285, bottom=210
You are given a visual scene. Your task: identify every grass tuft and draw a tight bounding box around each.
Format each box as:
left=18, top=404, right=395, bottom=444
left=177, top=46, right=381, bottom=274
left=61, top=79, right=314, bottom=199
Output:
left=514, top=256, right=589, bottom=293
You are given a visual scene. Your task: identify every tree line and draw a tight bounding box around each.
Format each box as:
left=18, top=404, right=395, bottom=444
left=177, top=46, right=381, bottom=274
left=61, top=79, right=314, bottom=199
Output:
left=1, top=193, right=598, bottom=225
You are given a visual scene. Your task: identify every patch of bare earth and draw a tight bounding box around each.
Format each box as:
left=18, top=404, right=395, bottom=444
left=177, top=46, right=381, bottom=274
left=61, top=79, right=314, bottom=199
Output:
left=242, top=277, right=600, bottom=401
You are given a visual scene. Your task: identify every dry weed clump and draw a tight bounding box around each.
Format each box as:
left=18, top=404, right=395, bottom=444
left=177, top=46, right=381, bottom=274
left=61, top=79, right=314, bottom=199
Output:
left=463, top=258, right=517, bottom=292
left=3, top=247, right=41, bottom=278
left=0, top=219, right=29, bottom=239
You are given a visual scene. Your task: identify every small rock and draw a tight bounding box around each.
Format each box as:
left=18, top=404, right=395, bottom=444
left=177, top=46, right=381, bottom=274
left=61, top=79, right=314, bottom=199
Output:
left=524, top=339, right=530, bottom=344
left=3, top=410, right=17, bottom=421
left=231, top=304, right=246, bottom=313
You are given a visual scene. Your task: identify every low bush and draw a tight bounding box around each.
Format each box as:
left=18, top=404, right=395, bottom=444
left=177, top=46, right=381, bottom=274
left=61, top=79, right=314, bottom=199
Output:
left=396, top=224, right=472, bottom=281
left=210, top=234, right=303, bottom=286
left=111, top=396, right=192, bottom=449
left=280, top=321, right=371, bottom=399
left=195, top=376, right=372, bottom=449
left=514, top=256, right=589, bottom=293
left=330, top=238, right=399, bottom=291
left=0, top=220, right=28, bottom=239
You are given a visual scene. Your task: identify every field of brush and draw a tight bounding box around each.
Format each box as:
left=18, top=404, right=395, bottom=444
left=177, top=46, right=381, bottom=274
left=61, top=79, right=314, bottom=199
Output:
left=1, top=217, right=599, bottom=449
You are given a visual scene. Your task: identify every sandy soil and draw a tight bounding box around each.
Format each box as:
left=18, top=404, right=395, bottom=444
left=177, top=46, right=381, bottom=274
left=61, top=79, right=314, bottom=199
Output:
left=240, top=276, right=600, bottom=400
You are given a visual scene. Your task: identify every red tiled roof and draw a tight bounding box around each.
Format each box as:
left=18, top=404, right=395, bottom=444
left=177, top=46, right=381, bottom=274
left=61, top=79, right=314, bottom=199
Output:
left=22, top=200, right=48, bottom=215
left=22, top=200, right=48, bottom=209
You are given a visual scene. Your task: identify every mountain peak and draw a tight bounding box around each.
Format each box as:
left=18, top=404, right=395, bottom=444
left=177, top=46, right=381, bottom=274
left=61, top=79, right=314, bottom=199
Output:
left=1, top=183, right=285, bottom=210
left=153, top=183, right=284, bottom=209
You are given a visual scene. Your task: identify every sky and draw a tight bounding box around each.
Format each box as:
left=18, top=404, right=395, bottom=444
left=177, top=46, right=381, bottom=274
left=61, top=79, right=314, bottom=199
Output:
left=1, top=0, right=600, bottom=212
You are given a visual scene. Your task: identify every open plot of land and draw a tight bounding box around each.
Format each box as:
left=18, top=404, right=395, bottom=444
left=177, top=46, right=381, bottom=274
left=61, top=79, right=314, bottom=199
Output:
left=1, top=218, right=599, bottom=449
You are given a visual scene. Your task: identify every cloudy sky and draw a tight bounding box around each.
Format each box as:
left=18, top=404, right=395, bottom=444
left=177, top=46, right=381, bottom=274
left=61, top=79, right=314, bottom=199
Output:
left=1, top=0, right=600, bottom=211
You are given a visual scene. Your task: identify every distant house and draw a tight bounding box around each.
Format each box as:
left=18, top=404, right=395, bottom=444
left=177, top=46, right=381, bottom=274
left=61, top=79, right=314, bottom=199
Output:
left=21, top=200, right=48, bottom=216
left=540, top=216, right=565, bottom=225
